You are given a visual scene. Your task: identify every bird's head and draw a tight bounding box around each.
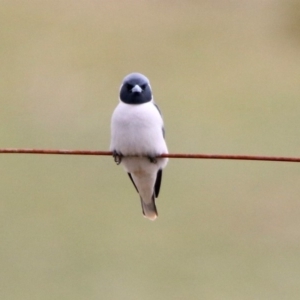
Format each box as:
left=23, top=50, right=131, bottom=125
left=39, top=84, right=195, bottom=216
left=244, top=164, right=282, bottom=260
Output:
left=119, top=73, right=152, bottom=104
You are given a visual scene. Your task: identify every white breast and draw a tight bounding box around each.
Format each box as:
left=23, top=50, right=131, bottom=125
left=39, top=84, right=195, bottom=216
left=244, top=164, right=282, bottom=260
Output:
left=110, top=101, right=168, bottom=156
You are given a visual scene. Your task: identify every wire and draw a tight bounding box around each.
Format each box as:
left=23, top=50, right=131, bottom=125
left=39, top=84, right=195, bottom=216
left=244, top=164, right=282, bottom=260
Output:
left=0, top=148, right=300, bottom=163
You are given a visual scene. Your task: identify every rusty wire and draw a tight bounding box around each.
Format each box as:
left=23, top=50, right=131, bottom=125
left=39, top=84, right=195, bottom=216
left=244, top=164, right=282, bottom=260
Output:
left=0, top=148, right=300, bottom=163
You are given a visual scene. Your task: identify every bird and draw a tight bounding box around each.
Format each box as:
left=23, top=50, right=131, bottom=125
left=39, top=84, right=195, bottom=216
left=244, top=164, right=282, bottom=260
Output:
left=110, top=73, right=168, bottom=220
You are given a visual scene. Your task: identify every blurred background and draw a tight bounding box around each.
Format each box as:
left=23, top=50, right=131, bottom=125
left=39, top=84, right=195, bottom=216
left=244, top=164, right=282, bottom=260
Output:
left=1, top=0, right=300, bottom=299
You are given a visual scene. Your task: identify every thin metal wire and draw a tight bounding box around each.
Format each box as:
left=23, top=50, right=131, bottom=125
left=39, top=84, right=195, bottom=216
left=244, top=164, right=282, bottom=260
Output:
left=0, top=148, right=300, bottom=163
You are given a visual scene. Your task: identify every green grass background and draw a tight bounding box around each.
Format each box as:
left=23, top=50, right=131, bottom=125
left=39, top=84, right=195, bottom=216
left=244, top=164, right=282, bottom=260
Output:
left=1, top=1, right=300, bottom=299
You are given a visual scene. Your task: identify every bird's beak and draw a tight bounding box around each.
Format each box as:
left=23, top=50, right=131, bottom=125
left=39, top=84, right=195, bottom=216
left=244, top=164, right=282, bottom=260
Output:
left=131, top=85, right=142, bottom=93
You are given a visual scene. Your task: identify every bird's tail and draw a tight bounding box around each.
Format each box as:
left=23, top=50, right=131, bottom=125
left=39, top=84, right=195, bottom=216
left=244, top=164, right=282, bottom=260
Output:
left=141, top=194, right=158, bottom=221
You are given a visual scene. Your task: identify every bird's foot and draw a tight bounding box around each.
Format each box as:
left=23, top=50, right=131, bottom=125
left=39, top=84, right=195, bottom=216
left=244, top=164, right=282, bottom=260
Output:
left=147, top=155, right=157, bottom=164
left=112, top=150, right=123, bottom=165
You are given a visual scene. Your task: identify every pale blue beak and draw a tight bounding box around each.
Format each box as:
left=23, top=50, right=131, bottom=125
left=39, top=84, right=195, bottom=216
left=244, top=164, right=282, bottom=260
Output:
left=131, top=85, right=142, bottom=93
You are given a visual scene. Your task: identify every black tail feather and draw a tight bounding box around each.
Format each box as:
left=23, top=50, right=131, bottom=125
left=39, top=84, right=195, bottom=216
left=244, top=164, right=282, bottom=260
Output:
left=128, top=173, right=139, bottom=193
left=154, top=169, right=162, bottom=197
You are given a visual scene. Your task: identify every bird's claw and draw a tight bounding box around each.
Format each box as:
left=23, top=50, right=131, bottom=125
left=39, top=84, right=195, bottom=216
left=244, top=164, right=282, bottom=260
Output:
left=113, top=150, right=123, bottom=165
left=148, top=156, right=157, bottom=164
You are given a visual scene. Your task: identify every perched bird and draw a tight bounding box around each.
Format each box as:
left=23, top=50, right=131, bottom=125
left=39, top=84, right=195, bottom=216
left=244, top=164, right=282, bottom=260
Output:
left=110, top=73, right=168, bottom=220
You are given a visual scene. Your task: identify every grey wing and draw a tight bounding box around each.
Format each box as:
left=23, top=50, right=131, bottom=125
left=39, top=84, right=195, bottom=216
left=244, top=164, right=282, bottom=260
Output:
left=153, top=103, right=162, bottom=115
left=154, top=169, right=162, bottom=198
left=153, top=103, right=166, bottom=138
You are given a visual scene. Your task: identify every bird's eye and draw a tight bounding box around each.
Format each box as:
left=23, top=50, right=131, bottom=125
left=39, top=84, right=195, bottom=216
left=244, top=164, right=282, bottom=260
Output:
left=141, top=84, right=147, bottom=90
left=127, top=84, right=133, bottom=91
